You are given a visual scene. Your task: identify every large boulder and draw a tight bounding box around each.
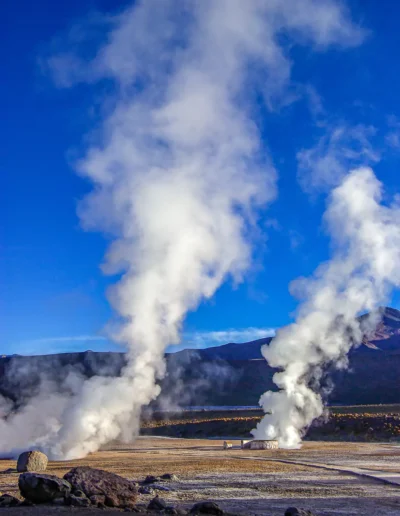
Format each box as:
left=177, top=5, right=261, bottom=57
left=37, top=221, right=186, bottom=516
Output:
left=64, top=466, right=138, bottom=509
left=19, top=473, right=71, bottom=503
left=17, top=451, right=48, bottom=472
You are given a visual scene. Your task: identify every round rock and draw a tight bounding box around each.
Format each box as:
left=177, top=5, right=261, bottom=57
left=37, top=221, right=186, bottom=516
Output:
left=17, top=451, right=48, bottom=473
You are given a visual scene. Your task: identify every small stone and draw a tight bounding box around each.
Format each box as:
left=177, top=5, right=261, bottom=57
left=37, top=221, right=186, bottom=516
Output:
left=190, top=501, right=224, bottom=515
left=0, top=494, right=20, bottom=507
left=138, top=485, right=154, bottom=495
left=165, top=506, right=178, bottom=515
left=148, top=495, right=167, bottom=511
left=285, top=509, right=318, bottom=516
left=143, top=475, right=159, bottom=484
left=17, top=451, right=48, bottom=473
left=1, top=468, right=16, bottom=474
left=160, top=473, right=179, bottom=481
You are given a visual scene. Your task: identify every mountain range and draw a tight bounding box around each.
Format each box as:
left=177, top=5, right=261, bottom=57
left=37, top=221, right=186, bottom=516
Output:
left=1, top=307, right=399, bottom=410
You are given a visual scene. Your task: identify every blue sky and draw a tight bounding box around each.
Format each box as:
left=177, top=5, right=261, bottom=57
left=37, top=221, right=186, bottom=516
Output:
left=2, top=0, right=400, bottom=356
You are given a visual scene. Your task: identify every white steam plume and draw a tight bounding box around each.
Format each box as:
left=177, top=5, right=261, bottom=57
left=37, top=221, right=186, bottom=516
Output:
left=253, top=167, right=400, bottom=448
left=0, top=0, right=364, bottom=459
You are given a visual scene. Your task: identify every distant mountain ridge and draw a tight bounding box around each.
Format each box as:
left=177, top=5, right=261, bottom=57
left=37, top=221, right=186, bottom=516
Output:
left=176, top=336, right=272, bottom=362
left=174, top=306, right=400, bottom=361
left=1, top=307, right=399, bottom=409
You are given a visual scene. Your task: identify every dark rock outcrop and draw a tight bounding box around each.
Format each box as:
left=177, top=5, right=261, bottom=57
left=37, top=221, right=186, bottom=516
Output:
left=64, top=466, right=138, bottom=508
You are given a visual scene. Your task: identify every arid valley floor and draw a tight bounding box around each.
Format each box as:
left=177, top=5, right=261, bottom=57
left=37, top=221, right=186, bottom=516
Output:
left=1, top=437, right=400, bottom=515
left=1, top=407, right=400, bottom=515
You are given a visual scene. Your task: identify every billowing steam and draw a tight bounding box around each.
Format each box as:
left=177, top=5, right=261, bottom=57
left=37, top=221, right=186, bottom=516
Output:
left=253, top=167, right=400, bottom=448
left=0, top=0, right=364, bottom=459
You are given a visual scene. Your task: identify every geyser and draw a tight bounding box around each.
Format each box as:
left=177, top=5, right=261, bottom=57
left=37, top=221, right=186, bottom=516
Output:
left=253, top=168, right=400, bottom=448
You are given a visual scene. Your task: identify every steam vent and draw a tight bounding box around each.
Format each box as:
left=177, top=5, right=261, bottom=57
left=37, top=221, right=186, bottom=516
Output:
left=241, top=439, right=279, bottom=450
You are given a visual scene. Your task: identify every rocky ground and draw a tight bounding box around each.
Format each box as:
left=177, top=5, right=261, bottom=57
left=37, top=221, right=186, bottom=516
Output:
left=0, top=438, right=399, bottom=515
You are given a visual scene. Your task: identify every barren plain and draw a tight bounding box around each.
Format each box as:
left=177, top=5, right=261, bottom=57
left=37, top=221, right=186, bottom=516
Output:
left=1, top=435, right=400, bottom=515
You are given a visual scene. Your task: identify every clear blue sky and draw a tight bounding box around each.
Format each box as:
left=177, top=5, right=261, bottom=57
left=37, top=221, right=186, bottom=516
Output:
left=2, top=0, right=400, bottom=355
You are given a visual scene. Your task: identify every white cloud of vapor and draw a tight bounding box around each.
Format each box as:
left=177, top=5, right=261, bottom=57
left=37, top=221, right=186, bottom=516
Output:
left=1, top=0, right=365, bottom=459
left=297, top=124, right=380, bottom=193
left=253, top=168, right=400, bottom=448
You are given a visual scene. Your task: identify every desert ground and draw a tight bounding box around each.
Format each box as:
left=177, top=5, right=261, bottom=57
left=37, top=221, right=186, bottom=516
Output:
left=1, top=436, right=400, bottom=515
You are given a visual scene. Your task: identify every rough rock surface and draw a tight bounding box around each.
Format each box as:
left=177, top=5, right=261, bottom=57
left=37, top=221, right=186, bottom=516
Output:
left=285, top=508, right=318, bottom=516
left=17, top=451, right=48, bottom=473
left=89, top=494, right=106, bottom=508
left=190, top=501, right=224, bottom=515
left=19, top=473, right=71, bottom=503
left=63, top=489, right=91, bottom=507
left=64, top=466, right=138, bottom=508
